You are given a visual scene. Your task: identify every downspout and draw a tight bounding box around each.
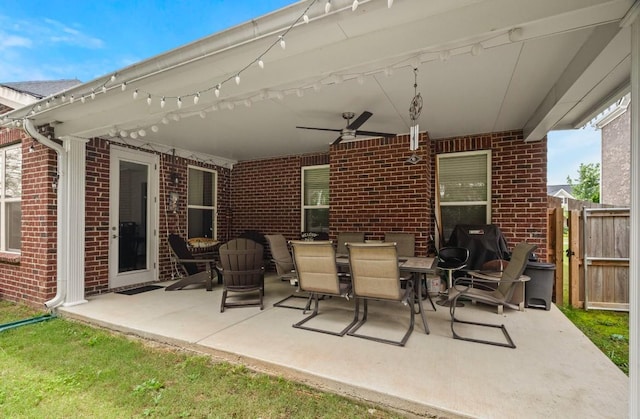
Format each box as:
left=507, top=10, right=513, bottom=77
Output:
left=23, top=118, right=67, bottom=309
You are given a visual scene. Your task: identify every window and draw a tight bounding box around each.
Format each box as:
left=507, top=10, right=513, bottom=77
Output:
left=187, top=166, right=217, bottom=239
left=1, top=144, right=21, bottom=252
left=437, top=150, right=491, bottom=242
left=301, top=165, right=329, bottom=234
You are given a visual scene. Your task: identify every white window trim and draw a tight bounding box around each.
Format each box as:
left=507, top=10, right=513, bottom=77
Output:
left=1, top=143, right=21, bottom=253
left=187, top=165, right=218, bottom=239
left=436, top=149, right=491, bottom=245
left=301, top=164, right=329, bottom=232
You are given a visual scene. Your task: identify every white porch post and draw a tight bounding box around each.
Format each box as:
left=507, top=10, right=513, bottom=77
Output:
left=629, top=4, right=640, bottom=417
left=62, top=137, right=88, bottom=306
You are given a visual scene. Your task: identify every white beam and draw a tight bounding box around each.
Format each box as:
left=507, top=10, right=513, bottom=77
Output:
left=629, top=5, right=639, bottom=418
left=524, top=22, right=622, bottom=140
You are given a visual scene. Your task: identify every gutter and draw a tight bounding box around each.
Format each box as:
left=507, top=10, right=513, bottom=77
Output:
left=23, top=118, right=67, bottom=309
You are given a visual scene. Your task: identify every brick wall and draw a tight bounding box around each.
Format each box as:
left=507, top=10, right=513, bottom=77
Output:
left=433, top=130, right=548, bottom=259
left=0, top=127, right=58, bottom=307
left=601, top=105, right=631, bottom=206
left=330, top=133, right=433, bottom=255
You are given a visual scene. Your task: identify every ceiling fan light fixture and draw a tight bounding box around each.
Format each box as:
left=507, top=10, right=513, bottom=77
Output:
left=341, top=130, right=356, bottom=141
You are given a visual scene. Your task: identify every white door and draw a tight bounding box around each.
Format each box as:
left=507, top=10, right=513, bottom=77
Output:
left=109, top=146, right=158, bottom=288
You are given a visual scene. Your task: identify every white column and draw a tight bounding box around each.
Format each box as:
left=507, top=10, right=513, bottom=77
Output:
left=629, top=6, right=640, bottom=418
left=62, top=137, right=88, bottom=306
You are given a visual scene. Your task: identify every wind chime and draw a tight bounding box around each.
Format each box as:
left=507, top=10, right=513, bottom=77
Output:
left=407, top=67, right=423, bottom=164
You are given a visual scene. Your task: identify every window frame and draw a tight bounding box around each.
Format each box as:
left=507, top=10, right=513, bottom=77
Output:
left=436, top=149, right=491, bottom=245
left=300, top=164, right=330, bottom=234
left=186, top=165, right=217, bottom=240
left=1, top=143, right=22, bottom=253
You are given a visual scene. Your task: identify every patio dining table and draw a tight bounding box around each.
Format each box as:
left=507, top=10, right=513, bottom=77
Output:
left=335, top=255, right=436, bottom=334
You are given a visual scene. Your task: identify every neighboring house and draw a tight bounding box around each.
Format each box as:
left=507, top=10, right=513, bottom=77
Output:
left=0, top=0, right=636, bottom=311
left=547, top=184, right=576, bottom=210
left=0, top=80, right=82, bottom=110
left=594, top=93, right=631, bottom=207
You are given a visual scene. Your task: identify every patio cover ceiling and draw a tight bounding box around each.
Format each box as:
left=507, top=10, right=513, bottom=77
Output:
left=4, top=0, right=635, bottom=163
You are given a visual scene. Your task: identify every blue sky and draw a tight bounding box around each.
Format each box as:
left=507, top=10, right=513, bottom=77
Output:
left=0, top=0, right=601, bottom=184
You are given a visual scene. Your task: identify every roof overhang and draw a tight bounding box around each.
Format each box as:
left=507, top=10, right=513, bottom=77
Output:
left=1, top=0, right=635, bottom=161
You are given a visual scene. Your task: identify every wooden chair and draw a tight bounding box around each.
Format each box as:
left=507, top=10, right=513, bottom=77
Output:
left=290, top=241, right=358, bottom=336
left=165, top=234, right=219, bottom=291
left=218, top=238, right=265, bottom=312
left=346, top=242, right=416, bottom=346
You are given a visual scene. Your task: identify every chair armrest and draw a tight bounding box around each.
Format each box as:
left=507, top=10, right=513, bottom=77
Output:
left=453, top=274, right=529, bottom=288
left=175, top=257, right=217, bottom=264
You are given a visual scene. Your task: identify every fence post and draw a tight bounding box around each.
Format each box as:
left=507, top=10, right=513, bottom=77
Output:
left=568, top=210, right=582, bottom=308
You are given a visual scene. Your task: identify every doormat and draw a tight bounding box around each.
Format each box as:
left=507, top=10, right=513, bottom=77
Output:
left=116, top=285, right=164, bottom=295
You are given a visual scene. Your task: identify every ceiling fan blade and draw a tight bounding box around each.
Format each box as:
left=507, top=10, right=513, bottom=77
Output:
left=356, top=130, right=396, bottom=138
left=332, top=136, right=344, bottom=145
left=296, top=126, right=342, bottom=132
left=347, top=111, right=373, bottom=130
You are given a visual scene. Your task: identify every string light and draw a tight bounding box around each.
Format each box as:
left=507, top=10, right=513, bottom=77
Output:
left=160, top=97, right=166, bottom=108
left=147, top=94, right=152, bottom=106
left=102, top=85, right=107, bottom=94
left=81, top=96, right=86, bottom=103
left=279, top=35, right=286, bottom=50
left=471, top=43, right=484, bottom=56
left=352, top=0, right=359, bottom=11
left=388, top=0, right=393, bottom=7
left=90, top=90, right=96, bottom=100
left=133, top=89, right=139, bottom=100
left=70, top=95, right=75, bottom=103
left=303, top=14, right=309, bottom=24
left=325, top=1, right=331, bottom=14
left=258, top=59, right=265, bottom=69
left=194, top=93, right=200, bottom=104
left=235, top=74, right=241, bottom=85
left=121, top=82, right=127, bottom=91
left=214, top=84, right=221, bottom=97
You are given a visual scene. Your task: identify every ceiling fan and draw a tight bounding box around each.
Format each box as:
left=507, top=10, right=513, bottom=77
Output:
left=296, top=111, right=396, bottom=145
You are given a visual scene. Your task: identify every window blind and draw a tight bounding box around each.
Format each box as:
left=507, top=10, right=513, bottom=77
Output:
left=439, top=154, right=487, bottom=202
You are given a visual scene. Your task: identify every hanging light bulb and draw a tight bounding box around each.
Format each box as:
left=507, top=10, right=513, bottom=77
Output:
left=46, top=100, right=50, bottom=108
left=133, top=89, right=139, bottom=100
left=235, top=74, right=241, bottom=85
left=160, top=97, right=166, bottom=108
left=91, top=90, right=96, bottom=100
left=130, top=131, right=138, bottom=139
left=151, top=125, right=159, bottom=133
left=244, top=99, right=252, bottom=108
left=325, top=0, right=331, bottom=14
left=102, top=85, right=107, bottom=94
left=81, top=96, right=86, bottom=103
left=161, top=117, right=169, bottom=125
left=388, top=0, right=394, bottom=8
left=110, top=74, right=117, bottom=82
left=37, top=104, right=42, bottom=111
left=138, top=129, right=146, bottom=137
left=439, top=50, right=451, bottom=62
left=279, top=35, right=286, bottom=50
left=194, top=93, right=200, bottom=104
left=471, top=43, right=484, bottom=56
left=120, top=130, right=128, bottom=137
left=227, top=102, right=235, bottom=110
left=199, top=111, right=206, bottom=119
left=70, top=95, right=75, bottom=103
left=61, top=94, right=66, bottom=101
left=108, top=128, right=117, bottom=137
left=177, top=97, right=182, bottom=109
left=352, top=0, right=359, bottom=11
left=121, top=82, right=127, bottom=91
left=211, top=103, right=218, bottom=111
left=303, top=14, right=309, bottom=24
left=258, top=59, right=264, bottom=69
left=296, top=88, right=304, bottom=98
left=147, top=94, right=152, bottom=106
left=214, top=84, right=221, bottom=97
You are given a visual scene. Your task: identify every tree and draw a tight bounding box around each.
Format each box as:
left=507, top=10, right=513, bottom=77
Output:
left=567, top=163, right=600, bottom=203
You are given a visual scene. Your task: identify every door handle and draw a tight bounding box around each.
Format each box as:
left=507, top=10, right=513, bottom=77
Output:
left=113, top=234, right=118, bottom=239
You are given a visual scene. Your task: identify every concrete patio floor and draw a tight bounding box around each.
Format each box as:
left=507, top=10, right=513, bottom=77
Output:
left=58, top=274, right=628, bottom=418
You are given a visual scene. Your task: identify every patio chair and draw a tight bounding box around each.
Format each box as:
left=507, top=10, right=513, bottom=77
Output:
left=290, top=241, right=358, bottom=336
left=165, top=234, right=220, bottom=291
left=218, top=238, right=265, bottom=312
left=346, top=242, right=415, bottom=346
left=385, top=232, right=436, bottom=311
left=335, top=232, right=365, bottom=255
left=266, top=234, right=308, bottom=309
left=447, top=242, right=537, bottom=348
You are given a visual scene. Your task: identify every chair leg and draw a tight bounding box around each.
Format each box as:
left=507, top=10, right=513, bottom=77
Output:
left=292, top=294, right=358, bottom=337
left=449, top=294, right=516, bottom=348
left=220, top=289, right=227, bottom=313
left=273, top=292, right=311, bottom=310
left=347, top=297, right=415, bottom=347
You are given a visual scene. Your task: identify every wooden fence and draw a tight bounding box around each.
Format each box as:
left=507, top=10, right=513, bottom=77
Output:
left=548, top=197, right=630, bottom=311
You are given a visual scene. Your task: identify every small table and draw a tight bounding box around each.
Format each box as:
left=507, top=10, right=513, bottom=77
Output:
left=336, top=255, right=436, bottom=334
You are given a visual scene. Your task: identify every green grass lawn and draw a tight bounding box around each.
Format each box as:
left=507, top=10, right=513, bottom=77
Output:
left=0, top=301, right=402, bottom=418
